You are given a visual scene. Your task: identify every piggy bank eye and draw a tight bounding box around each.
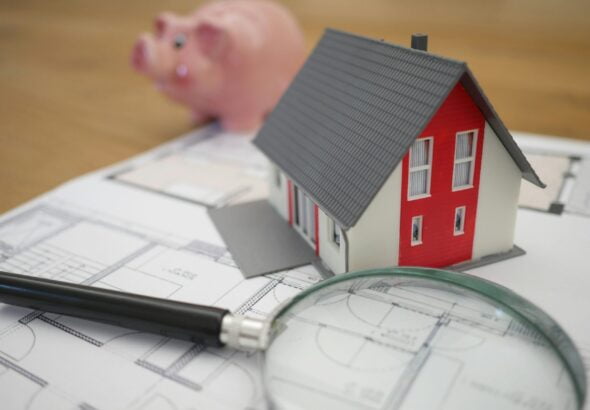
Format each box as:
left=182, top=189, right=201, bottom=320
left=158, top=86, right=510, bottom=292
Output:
left=174, top=34, right=186, bottom=49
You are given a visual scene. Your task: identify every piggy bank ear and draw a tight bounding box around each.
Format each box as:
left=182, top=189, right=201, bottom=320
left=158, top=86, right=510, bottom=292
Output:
left=195, top=21, right=229, bottom=60
left=154, top=12, right=176, bottom=38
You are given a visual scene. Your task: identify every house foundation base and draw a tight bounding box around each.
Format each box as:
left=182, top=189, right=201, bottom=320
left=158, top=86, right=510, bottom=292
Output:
left=447, top=245, right=526, bottom=272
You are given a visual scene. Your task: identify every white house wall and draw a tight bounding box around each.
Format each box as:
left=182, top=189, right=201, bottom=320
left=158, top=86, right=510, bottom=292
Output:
left=472, top=122, right=522, bottom=259
left=268, top=165, right=347, bottom=274
left=318, top=209, right=347, bottom=274
left=268, top=165, right=288, bottom=220
left=347, top=164, right=402, bottom=271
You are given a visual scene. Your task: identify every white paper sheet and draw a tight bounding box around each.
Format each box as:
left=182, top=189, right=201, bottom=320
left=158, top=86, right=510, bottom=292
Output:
left=0, top=131, right=322, bottom=409
left=0, top=126, right=588, bottom=409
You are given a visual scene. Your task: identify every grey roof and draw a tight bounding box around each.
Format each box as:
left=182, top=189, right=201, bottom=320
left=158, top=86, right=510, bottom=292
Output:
left=254, top=29, right=544, bottom=230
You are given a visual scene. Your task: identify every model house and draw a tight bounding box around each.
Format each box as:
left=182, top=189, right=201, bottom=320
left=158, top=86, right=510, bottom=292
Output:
left=253, top=29, right=544, bottom=275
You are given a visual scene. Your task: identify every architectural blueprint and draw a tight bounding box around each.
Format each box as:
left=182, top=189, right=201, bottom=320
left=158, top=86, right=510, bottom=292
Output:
left=517, top=131, right=590, bottom=217
left=112, top=125, right=267, bottom=208
left=265, top=281, right=577, bottom=410
left=0, top=176, right=321, bottom=409
left=0, top=124, right=588, bottom=409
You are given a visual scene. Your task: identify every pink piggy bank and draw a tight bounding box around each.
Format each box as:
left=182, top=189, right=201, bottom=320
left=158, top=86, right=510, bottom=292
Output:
left=131, top=0, right=306, bottom=131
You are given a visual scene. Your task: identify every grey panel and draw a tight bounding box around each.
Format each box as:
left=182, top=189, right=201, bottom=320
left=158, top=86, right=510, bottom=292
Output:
left=208, top=200, right=317, bottom=278
left=254, top=29, right=543, bottom=229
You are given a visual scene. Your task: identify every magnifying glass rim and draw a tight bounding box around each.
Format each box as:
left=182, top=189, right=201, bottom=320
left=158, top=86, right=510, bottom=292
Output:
left=267, top=266, right=586, bottom=407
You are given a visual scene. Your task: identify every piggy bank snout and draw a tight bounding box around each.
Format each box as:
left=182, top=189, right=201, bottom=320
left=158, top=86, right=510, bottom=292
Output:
left=131, top=35, right=152, bottom=72
left=131, top=0, right=306, bottom=131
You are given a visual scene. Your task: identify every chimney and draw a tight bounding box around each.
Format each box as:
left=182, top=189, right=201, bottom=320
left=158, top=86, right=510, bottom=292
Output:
left=411, top=33, right=428, bottom=51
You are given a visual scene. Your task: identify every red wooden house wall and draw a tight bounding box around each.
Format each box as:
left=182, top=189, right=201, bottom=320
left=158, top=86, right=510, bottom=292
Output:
left=399, top=82, right=485, bottom=267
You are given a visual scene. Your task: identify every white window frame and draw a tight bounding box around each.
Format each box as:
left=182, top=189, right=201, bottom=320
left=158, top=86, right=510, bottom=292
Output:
left=407, top=137, right=433, bottom=200
left=454, top=206, right=466, bottom=236
left=452, top=130, right=478, bottom=191
left=328, top=217, right=341, bottom=248
left=293, top=184, right=316, bottom=245
left=411, top=215, right=423, bottom=246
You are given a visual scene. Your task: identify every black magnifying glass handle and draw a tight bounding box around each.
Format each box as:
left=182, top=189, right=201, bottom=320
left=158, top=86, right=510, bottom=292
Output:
left=0, top=271, right=267, bottom=349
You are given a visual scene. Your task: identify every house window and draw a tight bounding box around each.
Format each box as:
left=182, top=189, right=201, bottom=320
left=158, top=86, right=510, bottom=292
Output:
left=411, top=216, right=423, bottom=245
left=294, top=185, right=300, bottom=226
left=306, top=193, right=316, bottom=243
left=453, top=131, right=477, bottom=189
left=454, top=206, right=465, bottom=235
left=274, top=167, right=281, bottom=188
left=293, top=185, right=316, bottom=244
left=408, top=138, right=432, bottom=199
left=329, top=218, right=341, bottom=247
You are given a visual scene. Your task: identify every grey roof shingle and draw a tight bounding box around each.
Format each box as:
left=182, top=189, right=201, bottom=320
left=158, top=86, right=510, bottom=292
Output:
left=254, top=29, right=544, bottom=230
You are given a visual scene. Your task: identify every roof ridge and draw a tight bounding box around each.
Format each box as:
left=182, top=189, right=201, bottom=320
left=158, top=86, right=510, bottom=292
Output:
left=324, top=28, right=467, bottom=68
left=255, top=29, right=543, bottom=230
left=323, top=28, right=544, bottom=189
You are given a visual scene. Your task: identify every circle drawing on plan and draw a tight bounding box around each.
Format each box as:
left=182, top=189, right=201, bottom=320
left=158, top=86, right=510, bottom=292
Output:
left=345, top=287, right=487, bottom=352
left=346, top=291, right=439, bottom=332
left=0, top=323, right=36, bottom=361
left=202, top=352, right=259, bottom=406
left=315, top=325, right=411, bottom=372
left=349, top=288, right=442, bottom=347
left=312, top=288, right=349, bottom=306
left=312, top=292, right=416, bottom=372
left=429, top=323, right=486, bottom=352
left=271, top=283, right=302, bottom=306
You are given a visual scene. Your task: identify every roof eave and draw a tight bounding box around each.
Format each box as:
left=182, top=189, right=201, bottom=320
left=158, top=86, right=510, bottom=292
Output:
left=460, top=69, right=546, bottom=188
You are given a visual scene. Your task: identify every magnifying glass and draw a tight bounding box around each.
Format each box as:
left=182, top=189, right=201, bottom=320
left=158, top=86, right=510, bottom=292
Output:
left=0, top=267, right=586, bottom=409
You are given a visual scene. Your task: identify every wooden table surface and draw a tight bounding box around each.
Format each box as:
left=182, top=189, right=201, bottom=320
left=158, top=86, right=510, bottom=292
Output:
left=1, top=0, right=589, bottom=213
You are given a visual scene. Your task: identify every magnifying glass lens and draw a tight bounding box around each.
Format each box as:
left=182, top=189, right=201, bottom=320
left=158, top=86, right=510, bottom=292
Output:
left=263, top=271, right=582, bottom=410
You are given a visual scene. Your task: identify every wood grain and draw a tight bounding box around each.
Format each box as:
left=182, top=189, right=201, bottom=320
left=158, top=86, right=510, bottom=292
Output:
left=1, top=0, right=589, bottom=212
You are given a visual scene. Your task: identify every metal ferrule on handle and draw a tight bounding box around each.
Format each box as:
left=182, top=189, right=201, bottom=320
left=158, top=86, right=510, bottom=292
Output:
left=219, top=314, right=269, bottom=350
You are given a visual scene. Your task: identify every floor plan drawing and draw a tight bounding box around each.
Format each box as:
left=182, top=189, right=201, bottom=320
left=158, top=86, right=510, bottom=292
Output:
left=112, top=126, right=268, bottom=209
left=265, top=282, right=577, bottom=410
left=0, top=127, right=588, bottom=409
left=0, top=179, right=321, bottom=410
left=518, top=153, right=588, bottom=216
left=109, top=125, right=590, bottom=219
left=515, top=131, right=590, bottom=218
